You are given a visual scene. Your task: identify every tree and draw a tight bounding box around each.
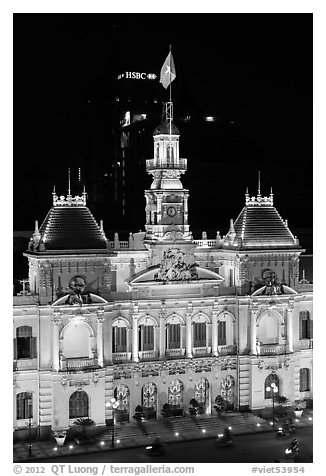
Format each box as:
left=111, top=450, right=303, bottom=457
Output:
left=73, top=417, right=95, bottom=440
left=189, top=398, right=199, bottom=416
left=133, top=405, right=145, bottom=420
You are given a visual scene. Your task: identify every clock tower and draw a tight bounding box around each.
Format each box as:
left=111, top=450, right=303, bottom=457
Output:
left=144, top=102, right=192, bottom=242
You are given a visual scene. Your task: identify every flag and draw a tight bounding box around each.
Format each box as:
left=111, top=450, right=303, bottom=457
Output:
left=160, top=52, right=176, bottom=89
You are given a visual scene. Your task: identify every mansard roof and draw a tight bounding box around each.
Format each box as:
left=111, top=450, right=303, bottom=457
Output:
left=153, top=120, right=179, bottom=136
left=29, top=192, right=108, bottom=252
left=223, top=191, right=300, bottom=250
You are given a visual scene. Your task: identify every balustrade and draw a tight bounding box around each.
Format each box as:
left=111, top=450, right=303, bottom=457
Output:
left=259, top=344, right=287, bottom=356
left=218, top=344, right=237, bottom=355
left=192, top=346, right=212, bottom=356
left=112, top=352, right=132, bottom=362
left=138, top=350, right=159, bottom=361
left=61, top=357, right=99, bottom=372
left=165, top=348, right=186, bottom=358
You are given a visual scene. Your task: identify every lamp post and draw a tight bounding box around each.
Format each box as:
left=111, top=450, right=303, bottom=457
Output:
left=106, top=398, right=119, bottom=447
left=25, top=398, right=34, bottom=457
left=266, top=382, right=278, bottom=427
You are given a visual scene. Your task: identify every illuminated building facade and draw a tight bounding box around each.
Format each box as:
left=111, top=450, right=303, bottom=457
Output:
left=13, top=103, right=312, bottom=440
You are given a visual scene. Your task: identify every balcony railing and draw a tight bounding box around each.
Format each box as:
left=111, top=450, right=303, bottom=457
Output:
left=259, top=344, right=287, bottom=356
left=138, top=350, right=159, bottom=361
left=194, top=240, right=217, bottom=248
left=146, top=158, right=187, bottom=170
left=165, top=348, right=186, bottom=358
left=218, top=344, right=237, bottom=355
left=61, top=358, right=100, bottom=372
left=13, top=358, right=38, bottom=371
left=296, top=340, right=313, bottom=350
left=112, top=352, right=132, bottom=363
left=193, top=346, right=212, bottom=356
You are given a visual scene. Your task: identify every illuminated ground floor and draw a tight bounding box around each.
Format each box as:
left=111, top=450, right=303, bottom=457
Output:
left=13, top=350, right=312, bottom=441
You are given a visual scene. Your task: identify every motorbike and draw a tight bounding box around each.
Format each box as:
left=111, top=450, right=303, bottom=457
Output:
left=276, top=422, right=296, bottom=438
left=215, top=433, right=234, bottom=447
left=284, top=443, right=299, bottom=461
left=145, top=443, right=166, bottom=456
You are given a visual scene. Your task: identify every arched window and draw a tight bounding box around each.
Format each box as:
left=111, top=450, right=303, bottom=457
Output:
left=300, top=368, right=310, bottom=392
left=168, top=379, right=183, bottom=407
left=69, top=391, right=89, bottom=419
left=299, top=311, right=312, bottom=339
left=17, top=392, right=33, bottom=420
left=14, top=326, right=37, bottom=360
left=264, top=374, right=279, bottom=399
left=167, top=145, right=174, bottom=160
left=156, top=143, right=160, bottom=158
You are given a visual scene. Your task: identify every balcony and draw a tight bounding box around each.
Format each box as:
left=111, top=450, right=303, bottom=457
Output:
left=112, top=352, right=132, bottom=363
left=218, top=344, right=237, bottom=355
left=138, top=350, right=159, bottom=361
left=165, top=348, right=186, bottom=358
left=146, top=158, right=187, bottom=170
left=60, top=357, right=100, bottom=372
left=259, top=344, right=287, bottom=356
left=193, top=346, right=212, bottom=357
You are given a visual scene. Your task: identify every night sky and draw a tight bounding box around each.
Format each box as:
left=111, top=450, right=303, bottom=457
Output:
left=14, top=13, right=312, bottom=247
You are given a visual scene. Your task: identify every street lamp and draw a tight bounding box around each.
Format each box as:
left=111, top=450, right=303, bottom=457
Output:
left=25, top=398, right=34, bottom=457
left=266, top=382, right=278, bottom=427
left=105, top=397, right=119, bottom=447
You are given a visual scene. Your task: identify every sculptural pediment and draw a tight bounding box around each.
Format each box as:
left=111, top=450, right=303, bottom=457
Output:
left=251, top=285, right=298, bottom=296
left=52, top=292, right=108, bottom=306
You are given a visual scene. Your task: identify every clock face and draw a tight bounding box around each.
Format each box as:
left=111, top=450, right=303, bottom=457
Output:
left=167, top=206, right=176, bottom=217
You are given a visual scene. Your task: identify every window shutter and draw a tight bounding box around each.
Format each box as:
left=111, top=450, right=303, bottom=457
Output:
left=13, top=338, right=17, bottom=360
left=309, top=319, right=313, bottom=339
left=299, top=316, right=303, bottom=339
left=32, top=337, right=37, bottom=358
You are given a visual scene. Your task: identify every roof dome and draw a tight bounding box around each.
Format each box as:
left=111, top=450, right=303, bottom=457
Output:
left=153, top=120, right=179, bottom=136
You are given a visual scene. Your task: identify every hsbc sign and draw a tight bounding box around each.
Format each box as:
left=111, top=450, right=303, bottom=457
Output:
left=117, top=72, right=157, bottom=80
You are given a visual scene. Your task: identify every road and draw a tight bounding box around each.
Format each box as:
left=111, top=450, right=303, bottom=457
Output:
left=33, top=427, right=312, bottom=463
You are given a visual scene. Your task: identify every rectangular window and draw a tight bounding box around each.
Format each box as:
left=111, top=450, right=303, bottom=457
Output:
left=300, top=368, right=310, bottom=392
left=143, top=326, right=154, bottom=351
left=112, top=327, right=127, bottom=353
left=168, top=324, right=181, bottom=349
left=17, top=393, right=33, bottom=420
left=194, top=323, right=206, bottom=348
left=218, top=321, right=226, bottom=345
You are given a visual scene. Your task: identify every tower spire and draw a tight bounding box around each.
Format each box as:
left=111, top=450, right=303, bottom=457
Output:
left=68, top=168, right=71, bottom=196
left=258, top=170, right=261, bottom=196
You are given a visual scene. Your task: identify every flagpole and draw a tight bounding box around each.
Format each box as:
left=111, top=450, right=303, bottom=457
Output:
left=169, top=44, right=172, bottom=144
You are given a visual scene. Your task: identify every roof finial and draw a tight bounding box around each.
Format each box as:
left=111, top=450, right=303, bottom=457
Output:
left=258, top=170, right=261, bottom=196
left=68, top=168, right=71, bottom=196
left=229, top=218, right=235, bottom=233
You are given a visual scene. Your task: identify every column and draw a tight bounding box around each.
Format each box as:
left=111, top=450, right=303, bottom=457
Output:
left=52, top=313, right=61, bottom=371
left=287, top=301, right=294, bottom=353
left=186, top=313, right=192, bottom=358
left=206, top=322, right=211, bottom=353
left=212, top=311, right=218, bottom=356
left=159, top=317, right=165, bottom=358
left=97, top=310, right=104, bottom=367
left=250, top=304, right=258, bottom=355
left=132, top=315, right=139, bottom=362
